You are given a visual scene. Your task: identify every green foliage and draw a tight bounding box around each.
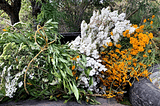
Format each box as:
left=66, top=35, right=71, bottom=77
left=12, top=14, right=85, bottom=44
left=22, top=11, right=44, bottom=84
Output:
left=0, top=20, right=93, bottom=103
left=37, top=0, right=114, bottom=32
left=37, top=0, right=64, bottom=26
left=114, top=0, right=160, bottom=26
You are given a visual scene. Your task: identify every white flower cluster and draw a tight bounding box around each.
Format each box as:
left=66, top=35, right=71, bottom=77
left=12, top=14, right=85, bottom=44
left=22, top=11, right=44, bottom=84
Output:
left=86, top=57, right=107, bottom=76
left=69, top=7, right=135, bottom=52
left=69, top=7, right=136, bottom=92
left=0, top=66, right=34, bottom=98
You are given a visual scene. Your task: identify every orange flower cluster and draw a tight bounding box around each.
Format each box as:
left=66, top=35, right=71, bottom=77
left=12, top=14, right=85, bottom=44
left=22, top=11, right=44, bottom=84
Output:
left=70, top=55, right=80, bottom=80
left=99, top=22, right=154, bottom=98
left=70, top=55, right=80, bottom=61
left=123, top=25, right=153, bottom=55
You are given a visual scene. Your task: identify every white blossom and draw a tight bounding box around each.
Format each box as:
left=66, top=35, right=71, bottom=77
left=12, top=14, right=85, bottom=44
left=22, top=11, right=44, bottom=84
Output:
left=89, top=69, right=96, bottom=76
left=18, top=81, right=23, bottom=88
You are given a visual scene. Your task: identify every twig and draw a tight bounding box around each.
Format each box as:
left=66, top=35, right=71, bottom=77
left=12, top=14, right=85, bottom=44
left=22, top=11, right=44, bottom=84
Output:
left=24, top=25, right=57, bottom=94
left=125, top=8, right=139, bottom=20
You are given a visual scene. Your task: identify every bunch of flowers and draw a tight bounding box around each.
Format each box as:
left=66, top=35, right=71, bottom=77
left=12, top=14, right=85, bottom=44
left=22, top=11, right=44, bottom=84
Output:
left=69, top=7, right=156, bottom=98
left=0, top=6, right=157, bottom=104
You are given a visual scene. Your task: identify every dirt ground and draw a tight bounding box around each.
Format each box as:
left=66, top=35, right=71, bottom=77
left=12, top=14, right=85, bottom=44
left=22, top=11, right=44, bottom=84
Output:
left=0, top=97, right=129, bottom=106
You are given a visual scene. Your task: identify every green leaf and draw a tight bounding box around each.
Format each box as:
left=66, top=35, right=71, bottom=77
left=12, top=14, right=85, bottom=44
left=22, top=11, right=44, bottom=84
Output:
left=72, top=82, right=79, bottom=101
left=69, top=81, right=79, bottom=101
left=48, top=55, right=50, bottom=63
left=64, top=100, right=69, bottom=104
left=59, top=69, right=66, bottom=79
left=77, top=64, right=85, bottom=69
left=0, top=93, right=4, bottom=98
left=63, top=97, right=72, bottom=104
left=45, top=19, right=53, bottom=24
left=62, top=53, right=71, bottom=57
left=49, top=95, right=57, bottom=101
left=89, top=77, right=93, bottom=86
left=63, top=79, right=66, bottom=89
left=82, top=55, right=87, bottom=63
left=65, top=64, right=73, bottom=76
left=79, top=60, right=86, bottom=66
left=59, top=57, right=68, bottom=63
left=51, top=58, right=56, bottom=69
left=85, top=68, right=91, bottom=77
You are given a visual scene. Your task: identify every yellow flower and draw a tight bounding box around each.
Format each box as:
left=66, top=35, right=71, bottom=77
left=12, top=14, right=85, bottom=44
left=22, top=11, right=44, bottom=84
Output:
left=127, top=34, right=130, bottom=38
left=102, top=45, right=107, bottom=48
left=143, top=54, right=147, bottom=57
left=76, top=77, right=78, bottom=80
left=72, top=71, right=76, bottom=76
left=148, top=33, right=153, bottom=39
left=143, top=19, right=147, bottom=23
left=116, top=44, right=121, bottom=48
left=2, top=29, right=7, bottom=31
left=136, top=28, right=140, bottom=33
left=133, top=63, right=137, bottom=67
left=76, top=55, right=80, bottom=58
left=72, top=65, right=75, bottom=70
left=107, top=42, right=113, bottom=46
left=101, top=52, right=106, bottom=54
left=150, top=21, right=153, bottom=25
left=110, top=32, right=113, bottom=36
left=132, top=59, right=137, bottom=63
left=140, top=25, right=145, bottom=29
left=148, top=50, right=151, bottom=53
left=133, top=25, right=138, bottom=28
left=152, top=15, right=155, bottom=19
left=128, top=61, right=131, bottom=65
left=139, top=62, right=143, bottom=66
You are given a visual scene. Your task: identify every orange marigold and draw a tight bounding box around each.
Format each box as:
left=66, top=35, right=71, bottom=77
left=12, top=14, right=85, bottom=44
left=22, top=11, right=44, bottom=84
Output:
left=2, top=29, right=7, bottom=31
left=148, top=33, right=153, bottom=39
left=143, top=54, right=147, bottom=57
left=72, top=65, right=75, bottom=70
left=133, top=25, right=138, bottom=28
left=143, top=19, right=147, bottom=23
left=152, top=15, right=155, bottom=19
left=110, top=32, right=113, bottom=36
left=107, top=42, right=113, bottom=46
left=148, top=50, right=151, bottom=53
left=140, top=25, right=145, bottom=29
left=136, top=28, right=140, bottom=33
left=76, top=55, right=80, bottom=58
left=116, top=44, right=121, bottom=48
left=76, top=77, right=78, bottom=80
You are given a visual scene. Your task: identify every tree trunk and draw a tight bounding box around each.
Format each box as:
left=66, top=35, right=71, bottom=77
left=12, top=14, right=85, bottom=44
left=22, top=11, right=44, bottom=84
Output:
left=9, top=8, right=20, bottom=25
left=0, top=0, right=21, bottom=25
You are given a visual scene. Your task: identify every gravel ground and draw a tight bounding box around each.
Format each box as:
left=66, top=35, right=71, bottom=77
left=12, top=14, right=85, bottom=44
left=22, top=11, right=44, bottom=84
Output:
left=0, top=97, right=129, bottom=106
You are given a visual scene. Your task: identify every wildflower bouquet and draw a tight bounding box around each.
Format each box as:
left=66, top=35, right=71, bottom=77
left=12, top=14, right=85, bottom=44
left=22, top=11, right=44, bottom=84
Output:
left=0, top=6, right=157, bottom=104
left=69, top=7, right=157, bottom=98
